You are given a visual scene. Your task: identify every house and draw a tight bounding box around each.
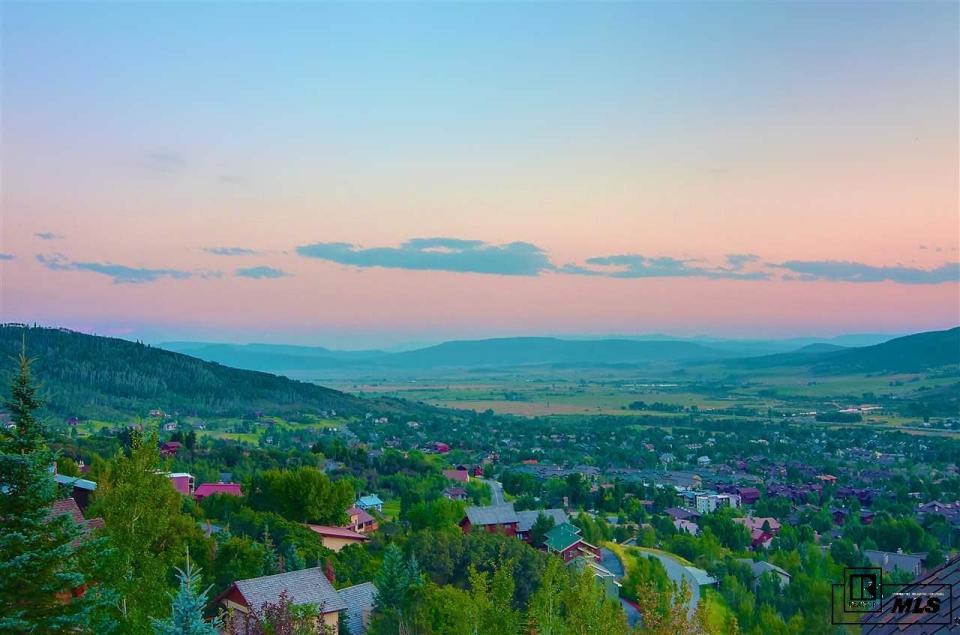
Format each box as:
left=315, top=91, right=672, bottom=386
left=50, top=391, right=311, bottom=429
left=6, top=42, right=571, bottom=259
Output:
left=460, top=503, right=520, bottom=536
left=216, top=567, right=347, bottom=631
left=49, top=497, right=105, bottom=540
left=733, top=516, right=781, bottom=536
left=442, top=468, right=470, bottom=483
left=429, top=442, right=450, bottom=454
left=863, top=549, right=926, bottom=577
left=737, top=559, right=791, bottom=590
left=337, top=581, right=376, bottom=635
left=861, top=555, right=960, bottom=634
left=545, top=523, right=600, bottom=563
left=697, top=456, right=711, bottom=467
left=695, top=493, right=741, bottom=514
left=665, top=507, right=700, bottom=522
left=306, top=525, right=368, bottom=552
left=735, top=487, right=761, bottom=505
left=442, top=487, right=469, bottom=501
left=345, top=506, right=378, bottom=534
left=159, top=441, right=182, bottom=457
left=53, top=473, right=97, bottom=511
left=356, top=495, right=384, bottom=513
left=570, top=556, right=621, bottom=599
left=167, top=472, right=195, bottom=496
left=516, top=508, right=569, bottom=542
left=193, top=482, right=243, bottom=501
left=674, top=519, right=700, bottom=536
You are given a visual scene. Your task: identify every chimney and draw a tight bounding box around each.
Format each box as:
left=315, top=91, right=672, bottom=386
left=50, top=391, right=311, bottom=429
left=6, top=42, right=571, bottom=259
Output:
left=324, top=560, right=336, bottom=584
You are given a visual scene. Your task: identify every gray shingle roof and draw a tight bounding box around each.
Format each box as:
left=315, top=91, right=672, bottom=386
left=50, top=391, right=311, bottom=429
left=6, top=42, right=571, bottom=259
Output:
left=465, top=503, right=519, bottom=526
left=337, top=582, right=376, bottom=635
left=234, top=567, right=346, bottom=613
left=516, top=508, right=569, bottom=533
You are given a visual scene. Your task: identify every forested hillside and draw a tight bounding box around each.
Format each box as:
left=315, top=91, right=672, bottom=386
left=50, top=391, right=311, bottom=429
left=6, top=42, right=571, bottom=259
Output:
left=0, top=325, right=388, bottom=419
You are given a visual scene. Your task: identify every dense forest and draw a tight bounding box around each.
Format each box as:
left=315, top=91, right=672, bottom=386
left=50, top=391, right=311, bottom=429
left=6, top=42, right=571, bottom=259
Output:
left=0, top=325, right=433, bottom=420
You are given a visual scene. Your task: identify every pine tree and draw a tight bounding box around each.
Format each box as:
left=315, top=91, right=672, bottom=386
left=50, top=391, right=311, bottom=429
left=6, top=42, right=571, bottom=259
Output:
left=0, top=352, right=114, bottom=632
left=261, top=525, right=279, bottom=575
left=281, top=543, right=305, bottom=572
left=373, top=543, right=408, bottom=612
left=151, top=550, right=220, bottom=635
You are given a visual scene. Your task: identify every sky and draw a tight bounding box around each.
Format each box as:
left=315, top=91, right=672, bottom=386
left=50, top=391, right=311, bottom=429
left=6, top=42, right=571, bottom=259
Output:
left=1, top=2, right=958, bottom=348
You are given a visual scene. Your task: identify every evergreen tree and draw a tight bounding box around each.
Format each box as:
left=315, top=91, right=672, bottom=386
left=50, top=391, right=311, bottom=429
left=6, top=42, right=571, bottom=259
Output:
left=151, top=550, right=220, bottom=635
left=373, top=543, right=409, bottom=611
left=282, top=543, right=306, bottom=572
left=0, top=352, right=114, bottom=632
left=262, top=525, right=279, bottom=575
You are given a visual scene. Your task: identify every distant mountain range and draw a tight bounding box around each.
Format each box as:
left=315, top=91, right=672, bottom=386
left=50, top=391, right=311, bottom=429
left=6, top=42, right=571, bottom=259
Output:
left=0, top=325, right=432, bottom=419
left=727, top=327, right=960, bottom=374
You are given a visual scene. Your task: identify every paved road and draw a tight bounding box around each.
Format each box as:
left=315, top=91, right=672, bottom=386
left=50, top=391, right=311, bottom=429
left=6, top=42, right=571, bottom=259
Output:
left=479, top=478, right=505, bottom=505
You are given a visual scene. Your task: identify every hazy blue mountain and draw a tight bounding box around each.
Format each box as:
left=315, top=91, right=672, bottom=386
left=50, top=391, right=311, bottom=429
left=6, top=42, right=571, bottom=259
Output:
left=727, top=327, right=959, bottom=374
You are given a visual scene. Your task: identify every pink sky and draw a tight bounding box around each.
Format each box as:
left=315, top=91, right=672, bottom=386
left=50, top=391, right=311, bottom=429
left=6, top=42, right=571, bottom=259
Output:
left=1, top=2, right=957, bottom=346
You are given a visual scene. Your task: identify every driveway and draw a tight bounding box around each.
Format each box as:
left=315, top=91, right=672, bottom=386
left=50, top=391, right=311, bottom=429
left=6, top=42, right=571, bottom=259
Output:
left=478, top=478, right=505, bottom=505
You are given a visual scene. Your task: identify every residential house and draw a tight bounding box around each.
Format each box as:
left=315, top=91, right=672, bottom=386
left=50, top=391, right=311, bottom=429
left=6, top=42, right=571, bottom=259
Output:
left=460, top=503, right=519, bottom=536
left=442, top=487, right=469, bottom=501
left=697, top=456, right=711, bottom=467
left=674, top=519, right=700, bottom=536
left=863, top=549, right=927, bottom=578
left=306, top=525, right=368, bottom=552
left=665, top=507, right=701, bottom=522
left=737, top=559, right=791, bottom=590
left=545, top=523, right=600, bottom=563
left=356, top=495, right=384, bottom=513
left=337, top=581, right=376, bottom=635
left=168, top=472, right=195, bottom=496
left=345, top=506, right=378, bottom=534
left=215, top=567, right=347, bottom=631
left=570, top=556, right=621, bottom=599
left=733, top=516, right=781, bottom=536
left=53, top=473, right=97, bottom=511
left=193, top=482, right=243, bottom=501
left=442, top=468, right=470, bottom=483
left=516, top=508, right=569, bottom=542
left=159, top=441, right=182, bottom=457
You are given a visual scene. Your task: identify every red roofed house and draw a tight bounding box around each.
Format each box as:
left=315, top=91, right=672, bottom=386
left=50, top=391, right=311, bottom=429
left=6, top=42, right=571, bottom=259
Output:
left=48, top=498, right=105, bottom=601
left=443, top=468, right=470, bottom=483
left=159, top=441, right=182, bottom=457
left=193, top=482, right=243, bottom=502
left=733, top=516, right=781, bottom=535
left=345, top=506, right=378, bottom=534
left=306, top=524, right=368, bottom=552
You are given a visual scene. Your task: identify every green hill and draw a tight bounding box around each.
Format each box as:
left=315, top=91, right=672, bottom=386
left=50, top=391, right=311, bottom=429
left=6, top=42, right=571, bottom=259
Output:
left=0, top=325, right=415, bottom=420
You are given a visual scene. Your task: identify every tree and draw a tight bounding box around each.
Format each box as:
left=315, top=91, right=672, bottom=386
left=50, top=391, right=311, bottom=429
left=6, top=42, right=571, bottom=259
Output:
left=0, top=352, right=114, bottom=632
left=527, top=557, right=569, bottom=635
left=262, top=526, right=280, bottom=575
left=152, top=550, right=220, bottom=635
left=469, top=564, right=521, bottom=635
left=91, top=427, right=209, bottom=633
left=562, top=568, right=629, bottom=635
left=529, top=512, right=557, bottom=548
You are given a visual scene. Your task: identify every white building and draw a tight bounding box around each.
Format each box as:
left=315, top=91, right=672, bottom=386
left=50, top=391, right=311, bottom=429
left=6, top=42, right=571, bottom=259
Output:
left=696, top=493, right=741, bottom=514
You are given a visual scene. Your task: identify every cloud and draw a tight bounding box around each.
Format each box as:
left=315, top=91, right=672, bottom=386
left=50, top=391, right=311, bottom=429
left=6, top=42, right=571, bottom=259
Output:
left=203, top=247, right=261, bottom=256
left=774, top=260, right=960, bottom=284
left=563, top=254, right=770, bottom=280
left=35, top=232, right=64, bottom=241
left=36, top=253, right=220, bottom=284
left=235, top=266, right=289, bottom=279
left=143, top=150, right=184, bottom=172
left=297, top=238, right=553, bottom=276
left=724, top=253, right=760, bottom=270
left=0, top=253, right=13, bottom=261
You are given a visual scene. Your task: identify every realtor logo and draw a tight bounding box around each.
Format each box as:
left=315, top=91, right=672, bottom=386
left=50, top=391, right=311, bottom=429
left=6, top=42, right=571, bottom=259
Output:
left=849, top=571, right=878, bottom=602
